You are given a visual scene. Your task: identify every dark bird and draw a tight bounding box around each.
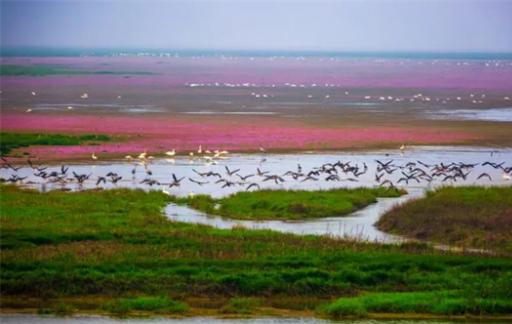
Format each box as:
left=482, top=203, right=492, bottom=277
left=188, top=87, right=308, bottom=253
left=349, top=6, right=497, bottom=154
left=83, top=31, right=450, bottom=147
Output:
left=256, top=168, right=269, bottom=176
left=301, top=175, right=318, bottom=182
left=189, top=177, right=209, bottom=186
left=476, top=173, right=492, bottom=181
left=237, top=174, right=255, bottom=181
left=111, top=175, right=123, bottom=184
left=325, top=174, right=340, bottom=181
left=96, top=177, right=107, bottom=185
left=263, top=174, right=285, bottom=184
left=221, top=180, right=236, bottom=188
left=72, top=172, right=91, bottom=184
left=246, top=182, right=260, bottom=191
left=225, top=166, right=240, bottom=176
left=169, top=174, right=185, bottom=187
left=140, top=178, right=160, bottom=186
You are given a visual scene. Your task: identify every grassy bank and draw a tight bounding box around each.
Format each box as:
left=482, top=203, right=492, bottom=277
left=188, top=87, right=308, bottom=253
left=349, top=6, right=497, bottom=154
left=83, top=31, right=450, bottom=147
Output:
left=0, top=64, right=155, bottom=76
left=1, top=185, right=511, bottom=319
left=377, top=186, right=512, bottom=255
left=0, top=132, right=110, bottom=156
left=170, top=187, right=405, bottom=220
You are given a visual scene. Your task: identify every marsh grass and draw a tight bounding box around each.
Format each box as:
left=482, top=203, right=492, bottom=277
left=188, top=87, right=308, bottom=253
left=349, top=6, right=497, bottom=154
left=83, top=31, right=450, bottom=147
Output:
left=0, top=64, right=155, bottom=76
left=0, top=132, right=111, bottom=155
left=171, top=187, right=405, bottom=220
left=377, top=186, right=512, bottom=255
left=322, top=289, right=512, bottom=319
left=1, top=185, right=511, bottom=318
left=102, top=296, right=188, bottom=315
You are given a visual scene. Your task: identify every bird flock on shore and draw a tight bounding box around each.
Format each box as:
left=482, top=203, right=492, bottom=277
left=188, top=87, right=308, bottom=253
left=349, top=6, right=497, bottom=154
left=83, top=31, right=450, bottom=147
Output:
left=1, top=149, right=511, bottom=194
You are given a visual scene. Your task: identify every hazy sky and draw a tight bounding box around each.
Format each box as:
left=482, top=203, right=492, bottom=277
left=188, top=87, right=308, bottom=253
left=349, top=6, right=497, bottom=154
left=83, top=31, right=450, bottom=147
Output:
left=1, top=0, right=511, bottom=52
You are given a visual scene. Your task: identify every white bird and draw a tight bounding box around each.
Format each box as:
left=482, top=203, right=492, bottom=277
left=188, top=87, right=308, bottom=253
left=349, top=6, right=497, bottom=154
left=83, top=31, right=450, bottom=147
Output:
left=400, top=144, right=406, bottom=151
left=31, top=91, right=36, bottom=96
left=91, top=153, right=98, bottom=160
left=80, top=93, right=89, bottom=99
left=138, top=152, right=147, bottom=159
left=125, top=155, right=133, bottom=160
left=165, top=150, right=176, bottom=157
left=259, top=146, right=266, bottom=152
left=67, top=106, right=73, bottom=110
left=197, top=145, right=202, bottom=154
left=26, top=108, right=32, bottom=113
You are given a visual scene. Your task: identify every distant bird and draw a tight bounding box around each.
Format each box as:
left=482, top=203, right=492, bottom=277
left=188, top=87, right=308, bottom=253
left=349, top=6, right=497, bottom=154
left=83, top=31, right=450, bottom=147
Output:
left=225, top=166, right=240, bottom=176
left=165, top=150, right=176, bottom=157
left=169, top=174, right=185, bottom=187
left=91, top=153, right=98, bottom=160
left=246, top=183, right=260, bottom=191
left=189, top=178, right=208, bottom=186
left=96, top=177, right=107, bottom=185
left=477, top=173, right=492, bottom=181
left=263, top=174, right=285, bottom=184
left=237, top=174, right=254, bottom=181
left=256, top=168, right=269, bottom=176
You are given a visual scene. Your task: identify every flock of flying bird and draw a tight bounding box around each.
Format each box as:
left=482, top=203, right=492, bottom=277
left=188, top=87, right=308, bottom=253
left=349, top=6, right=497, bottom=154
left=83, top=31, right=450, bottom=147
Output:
left=1, top=151, right=511, bottom=194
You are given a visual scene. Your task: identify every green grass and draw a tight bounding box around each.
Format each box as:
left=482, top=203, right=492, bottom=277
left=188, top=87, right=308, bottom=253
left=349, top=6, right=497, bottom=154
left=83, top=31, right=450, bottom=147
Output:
left=0, top=64, right=155, bottom=76
left=377, top=186, right=512, bottom=255
left=170, top=187, right=405, bottom=220
left=0, top=132, right=111, bottom=155
left=322, top=289, right=512, bottom=318
left=102, top=296, right=188, bottom=315
left=1, top=185, right=511, bottom=318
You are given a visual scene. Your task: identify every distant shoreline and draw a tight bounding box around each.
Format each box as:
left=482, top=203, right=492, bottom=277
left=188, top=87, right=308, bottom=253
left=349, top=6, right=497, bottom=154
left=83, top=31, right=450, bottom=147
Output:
left=2, top=47, right=512, bottom=60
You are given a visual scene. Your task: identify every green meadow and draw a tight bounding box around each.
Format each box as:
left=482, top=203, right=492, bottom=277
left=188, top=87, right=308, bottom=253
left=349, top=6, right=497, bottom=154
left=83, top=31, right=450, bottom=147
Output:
left=0, top=132, right=110, bottom=155
left=1, top=185, right=511, bottom=319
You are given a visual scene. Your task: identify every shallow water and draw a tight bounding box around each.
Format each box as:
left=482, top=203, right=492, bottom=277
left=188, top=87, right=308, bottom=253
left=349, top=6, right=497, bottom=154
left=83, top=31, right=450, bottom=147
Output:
left=0, top=314, right=461, bottom=323
left=427, top=107, right=512, bottom=122
left=164, top=189, right=423, bottom=243
left=2, top=146, right=511, bottom=242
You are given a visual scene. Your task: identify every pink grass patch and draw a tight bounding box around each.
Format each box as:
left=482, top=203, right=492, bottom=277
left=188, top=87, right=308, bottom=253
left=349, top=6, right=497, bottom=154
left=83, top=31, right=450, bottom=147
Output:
left=2, top=113, right=477, bottom=159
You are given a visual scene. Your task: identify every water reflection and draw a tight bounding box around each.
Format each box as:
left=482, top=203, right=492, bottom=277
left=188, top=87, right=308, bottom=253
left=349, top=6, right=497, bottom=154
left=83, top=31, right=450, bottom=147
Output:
left=0, top=314, right=461, bottom=324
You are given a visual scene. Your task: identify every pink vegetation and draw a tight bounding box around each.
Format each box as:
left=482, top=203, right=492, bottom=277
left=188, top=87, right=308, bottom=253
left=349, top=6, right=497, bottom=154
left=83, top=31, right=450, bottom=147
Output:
left=2, top=114, right=476, bottom=159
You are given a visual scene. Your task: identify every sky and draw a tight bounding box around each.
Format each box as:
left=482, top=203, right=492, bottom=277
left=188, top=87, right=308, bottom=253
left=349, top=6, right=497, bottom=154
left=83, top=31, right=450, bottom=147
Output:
left=1, top=0, right=511, bottom=53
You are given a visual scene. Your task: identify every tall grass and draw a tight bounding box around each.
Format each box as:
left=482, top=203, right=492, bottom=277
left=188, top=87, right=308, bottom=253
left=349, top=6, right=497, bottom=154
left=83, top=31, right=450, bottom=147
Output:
left=377, top=186, right=512, bottom=255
